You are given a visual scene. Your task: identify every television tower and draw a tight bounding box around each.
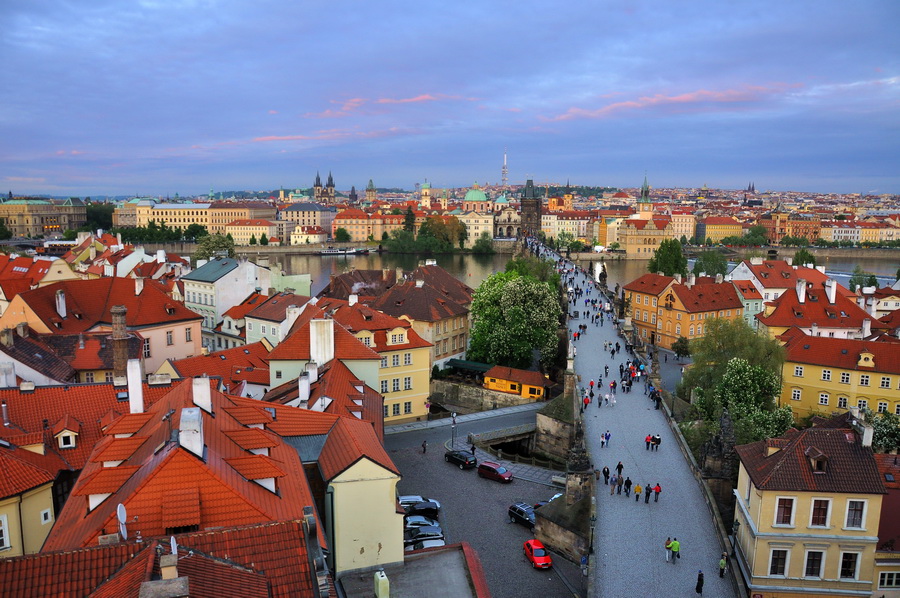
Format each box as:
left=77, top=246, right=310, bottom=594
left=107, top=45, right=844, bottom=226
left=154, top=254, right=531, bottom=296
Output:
left=501, top=148, right=509, bottom=188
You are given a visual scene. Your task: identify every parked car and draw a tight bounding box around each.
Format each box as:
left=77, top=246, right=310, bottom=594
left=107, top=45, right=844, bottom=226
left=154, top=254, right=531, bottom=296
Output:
left=399, top=495, right=442, bottom=510
left=404, top=525, right=444, bottom=546
left=404, top=515, right=440, bottom=531
left=444, top=450, right=477, bottom=469
left=405, top=539, right=446, bottom=552
left=508, top=503, right=535, bottom=529
left=534, top=493, right=563, bottom=509
left=404, top=501, right=440, bottom=519
left=477, top=461, right=513, bottom=483
left=523, top=539, right=553, bottom=569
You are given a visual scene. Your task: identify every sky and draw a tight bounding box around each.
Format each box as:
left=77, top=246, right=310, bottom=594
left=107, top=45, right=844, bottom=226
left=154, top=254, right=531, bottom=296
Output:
left=2, top=1, right=899, bottom=197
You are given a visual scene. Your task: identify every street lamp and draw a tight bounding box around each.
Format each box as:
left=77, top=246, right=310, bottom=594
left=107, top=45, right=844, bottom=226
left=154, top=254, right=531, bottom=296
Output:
left=589, top=514, right=597, bottom=554
left=450, top=412, right=457, bottom=448
left=731, top=519, right=741, bottom=558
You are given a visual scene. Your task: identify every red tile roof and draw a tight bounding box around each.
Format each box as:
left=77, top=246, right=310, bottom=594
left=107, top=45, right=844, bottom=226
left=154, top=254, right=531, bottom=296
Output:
left=732, top=279, right=763, bottom=300
left=623, top=272, right=674, bottom=295
left=671, top=281, right=743, bottom=312
left=485, top=366, right=550, bottom=388
left=317, top=416, right=399, bottom=481
left=370, top=280, right=469, bottom=322
left=315, top=299, right=432, bottom=353
left=758, top=285, right=889, bottom=331
left=780, top=329, right=900, bottom=373
left=167, top=341, right=270, bottom=392
left=267, top=304, right=380, bottom=362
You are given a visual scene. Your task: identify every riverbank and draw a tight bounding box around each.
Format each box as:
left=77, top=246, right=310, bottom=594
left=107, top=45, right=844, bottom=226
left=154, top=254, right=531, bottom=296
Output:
left=141, top=238, right=520, bottom=257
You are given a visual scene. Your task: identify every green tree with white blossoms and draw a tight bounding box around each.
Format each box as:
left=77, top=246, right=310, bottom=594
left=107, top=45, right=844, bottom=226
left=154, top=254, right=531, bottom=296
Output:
left=709, top=357, right=793, bottom=444
left=467, top=271, right=562, bottom=370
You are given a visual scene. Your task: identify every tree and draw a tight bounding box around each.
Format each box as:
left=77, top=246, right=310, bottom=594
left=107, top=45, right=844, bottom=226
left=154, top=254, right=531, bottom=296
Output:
left=249, top=234, right=257, bottom=245
left=671, top=336, right=691, bottom=361
left=0, top=218, right=13, bottom=240
left=62, top=229, right=77, bottom=241
left=677, top=318, right=785, bottom=405
left=705, top=237, right=713, bottom=247
left=403, top=207, right=416, bottom=232
left=793, top=247, right=816, bottom=268
left=471, top=231, right=494, bottom=254
left=848, top=265, right=877, bottom=290
left=680, top=235, right=688, bottom=245
left=692, top=250, right=728, bottom=277
left=647, top=239, right=688, bottom=277
left=85, top=203, right=114, bottom=231
left=194, top=233, right=235, bottom=261
left=467, top=271, right=562, bottom=370
left=260, top=234, right=269, bottom=246
left=505, top=256, right=560, bottom=290
left=334, top=228, right=351, bottom=242
left=709, top=357, right=792, bottom=444
left=863, top=409, right=900, bottom=453
left=896, top=267, right=900, bottom=282
left=184, top=223, right=208, bottom=242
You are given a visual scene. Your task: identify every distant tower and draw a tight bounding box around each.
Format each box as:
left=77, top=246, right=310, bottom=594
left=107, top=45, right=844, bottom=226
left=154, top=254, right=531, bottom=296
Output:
left=520, top=179, right=542, bottom=236
left=348, top=185, right=358, bottom=203
left=638, top=174, right=654, bottom=220
left=324, top=172, right=336, bottom=203
left=440, top=189, right=448, bottom=210
left=366, top=179, right=377, bottom=203
left=501, top=148, right=509, bottom=188
left=419, top=179, right=432, bottom=208
left=313, top=172, right=323, bottom=202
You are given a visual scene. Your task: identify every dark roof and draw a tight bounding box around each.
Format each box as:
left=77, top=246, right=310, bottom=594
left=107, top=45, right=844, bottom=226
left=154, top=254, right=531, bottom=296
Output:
left=370, top=280, right=469, bottom=322
left=0, top=330, right=77, bottom=383
left=445, top=358, right=493, bottom=373
left=735, top=425, right=885, bottom=494
left=181, top=257, right=240, bottom=282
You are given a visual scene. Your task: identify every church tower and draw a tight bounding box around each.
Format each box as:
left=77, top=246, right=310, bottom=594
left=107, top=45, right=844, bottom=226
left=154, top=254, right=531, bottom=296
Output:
left=324, top=172, right=336, bottom=204
left=419, top=179, right=432, bottom=208
left=348, top=185, right=358, bottom=204
left=637, top=174, right=654, bottom=220
left=520, top=179, right=542, bottom=236
left=366, top=179, right=377, bottom=204
left=313, top=172, right=323, bottom=202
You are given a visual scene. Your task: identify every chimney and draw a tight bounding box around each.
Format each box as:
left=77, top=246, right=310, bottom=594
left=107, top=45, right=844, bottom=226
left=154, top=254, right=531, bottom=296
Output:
left=15, top=322, right=28, bottom=338
left=309, top=319, right=335, bottom=366
left=867, top=298, right=877, bottom=317
left=111, top=305, right=128, bottom=379
left=127, top=359, right=144, bottom=414
left=283, top=305, right=302, bottom=334
left=1, top=400, right=8, bottom=426
left=160, top=553, right=179, bottom=580
left=192, top=377, right=212, bottom=413
left=116, top=232, right=122, bottom=246
left=715, top=273, right=723, bottom=284
left=0, top=328, right=12, bottom=348
left=156, top=249, right=165, bottom=264
left=673, top=273, right=682, bottom=284
left=0, top=363, right=14, bottom=388
left=178, top=407, right=204, bottom=458
left=306, top=361, right=319, bottom=384
left=349, top=294, right=358, bottom=306
left=796, top=279, right=807, bottom=304
left=89, top=245, right=96, bottom=261
left=78, top=334, right=85, bottom=350
left=785, top=256, right=793, bottom=266
left=297, top=372, right=310, bottom=406
left=750, top=257, right=763, bottom=265
left=811, top=322, right=819, bottom=336
left=55, top=289, right=67, bottom=318
left=825, top=279, right=837, bottom=304
left=382, top=268, right=390, bottom=282
left=134, top=278, right=144, bottom=296
left=395, top=266, right=404, bottom=283
left=686, top=273, right=696, bottom=288
left=862, top=318, right=872, bottom=338
left=415, top=279, right=424, bottom=288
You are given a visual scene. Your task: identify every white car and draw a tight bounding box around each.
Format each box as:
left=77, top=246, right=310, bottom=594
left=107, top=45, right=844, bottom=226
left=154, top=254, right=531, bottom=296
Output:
left=405, top=539, right=446, bottom=552
left=399, top=495, right=442, bottom=510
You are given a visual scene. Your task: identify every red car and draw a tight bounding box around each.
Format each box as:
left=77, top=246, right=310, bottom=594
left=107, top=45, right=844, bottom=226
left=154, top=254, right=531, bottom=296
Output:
left=523, top=539, right=553, bottom=569
left=477, top=461, right=513, bottom=483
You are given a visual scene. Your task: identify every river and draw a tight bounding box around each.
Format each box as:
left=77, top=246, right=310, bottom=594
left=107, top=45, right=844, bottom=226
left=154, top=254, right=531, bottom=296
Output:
left=283, top=252, right=897, bottom=296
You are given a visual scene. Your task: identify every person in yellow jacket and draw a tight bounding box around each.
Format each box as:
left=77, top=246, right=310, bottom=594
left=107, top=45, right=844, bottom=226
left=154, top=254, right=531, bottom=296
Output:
left=634, top=483, right=643, bottom=502
left=670, top=538, right=681, bottom=563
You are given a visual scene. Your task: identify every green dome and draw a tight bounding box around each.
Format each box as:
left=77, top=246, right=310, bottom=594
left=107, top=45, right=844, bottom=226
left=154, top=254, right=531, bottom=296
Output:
left=494, top=194, right=508, bottom=204
left=464, top=187, right=488, bottom=202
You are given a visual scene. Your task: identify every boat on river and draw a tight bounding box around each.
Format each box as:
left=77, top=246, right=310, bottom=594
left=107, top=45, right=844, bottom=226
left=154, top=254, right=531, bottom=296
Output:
left=320, top=247, right=369, bottom=256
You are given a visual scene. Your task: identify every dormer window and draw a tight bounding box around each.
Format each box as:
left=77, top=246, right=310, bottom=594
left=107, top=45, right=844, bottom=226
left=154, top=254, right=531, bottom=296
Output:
left=806, top=446, right=827, bottom=473
left=58, top=433, right=75, bottom=449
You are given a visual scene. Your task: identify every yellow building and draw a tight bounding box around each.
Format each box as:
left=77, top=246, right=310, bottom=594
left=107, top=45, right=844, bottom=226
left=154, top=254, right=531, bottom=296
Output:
left=778, top=329, right=900, bottom=420
left=0, top=453, right=56, bottom=557
left=331, top=208, right=371, bottom=242
left=618, top=216, right=674, bottom=257
left=0, top=197, right=87, bottom=238
left=224, top=219, right=278, bottom=245
left=483, top=365, right=549, bottom=399
left=733, top=414, right=886, bottom=597
left=696, top=216, right=742, bottom=243
left=131, top=201, right=275, bottom=235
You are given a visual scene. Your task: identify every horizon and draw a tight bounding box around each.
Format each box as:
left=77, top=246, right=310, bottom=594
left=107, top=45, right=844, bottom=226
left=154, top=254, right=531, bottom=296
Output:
left=3, top=1, right=898, bottom=197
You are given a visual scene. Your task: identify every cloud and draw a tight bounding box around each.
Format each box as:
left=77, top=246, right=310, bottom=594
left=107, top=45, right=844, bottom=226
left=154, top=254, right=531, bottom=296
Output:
left=546, top=85, right=800, bottom=121
left=55, top=150, right=85, bottom=156
left=268, top=110, right=278, bottom=114
left=3, top=176, right=46, bottom=184
left=304, top=93, right=476, bottom=118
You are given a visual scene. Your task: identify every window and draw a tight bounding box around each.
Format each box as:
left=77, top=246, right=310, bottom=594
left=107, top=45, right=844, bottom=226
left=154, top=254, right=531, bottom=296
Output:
left=40, top=509, right=52, bottom=525
left=105, top=372, right=113, bottom=383
left=838, top=396, right=848, bottom=409
left=390, top=333, right=405, bottom=344
left=248, top=322, right=254, bottom=331
left=59, top=434, right=74, bottom=448
left=840, top=552, right=859, bottom=579
left=775, top=497, right=794, bottom=525
left=361, top=336, right=371, bottom=347
left=793, top=549, right=822, bottom=579
left=791, top=389, right=801, bottom=401
left=794, top=366, right=804, bottom=377
left=816, top=392, right=828, bottom=405
left=185, top=328, right=192, bottom=342
left=261, top=325, right=267, bottom=335
left=879, top=401, right=888, bottom=413
left=857, top=399, right=868, bottom=410
left=769, top=549, right=788, bottom=576
left=404, top=401, right=412, bottom=414
left=392, top=403, right=400, bottom=416
left=392, top=354, right=400, bottom=367
left=404, top=352, right=412, bottom=365
left=810, top=499, right=830, bottom=527
left=676, top=313, right=682, bottom=320
left=0, top=514, right=8, bottom=550
left=846, top=500, right=865, bottom=528
left=860, top=374, right=870, bottom=387
left=881, top=376, right=891, bottom=389
left=404, top=377, right=412, bottom=390
left=840, top=372, right=850, bottom=384
left=392, top=378, right=400, bottom=392
left=143, top=338, right=151, bottom=358
left=381, top=380, right=388, bottom=394
left=675, top=325, right=681, bottom=335
left=166, top=331, right=173, bottom=346
left=880, top=572, right=900, bottom=588
left=381, top=356, right=388, bottom=368
left=821, top=369, right=831, bottom=381
left=689, top=326, right=694, bottom=336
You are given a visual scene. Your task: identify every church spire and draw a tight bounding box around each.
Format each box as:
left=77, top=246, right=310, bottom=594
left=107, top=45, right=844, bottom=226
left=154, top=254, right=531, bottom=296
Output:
left=640, top=173, right=650, bottom=202
left=326, top=171, right=334, bottom=188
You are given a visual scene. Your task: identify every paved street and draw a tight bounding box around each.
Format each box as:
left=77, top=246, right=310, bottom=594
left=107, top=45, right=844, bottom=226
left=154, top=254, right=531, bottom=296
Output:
left=562, top=257, right=738, bottom=598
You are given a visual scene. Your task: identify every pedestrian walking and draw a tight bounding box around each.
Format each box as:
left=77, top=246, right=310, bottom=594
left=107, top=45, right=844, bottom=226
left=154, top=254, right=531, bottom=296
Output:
left=615, top=461, right=624, bottom=477
left=602, top=466, right=610, bottom=485
left=600, top=433, right=606, bottom=448
left=470, top=444, right=476, bottom=456
left=670, top=538, right=680, bottom=562
left=634, top=483, right=643, bottom=502
left=624, top=477, right=632, bottom=497
left=616, top=475, right=624, bottom=494
left=696, top=570, right=704, bottom=595
left=644, top=484, right=652, bottom=504
left=654, top=483, right=662, bottom=502
left=611, top=394, right=617, bottom=407
left=719, top=553, right=728, bottom=578
left=422, top=440, right=427, bottom=453
left=665, top=537, right=672, bottom=562
left=645, top=434, right=652, bottom=450
left=605, top=430, right=611, bottom=446
left=609, top=474, right=617, bottom=495
left=654, top=435, right=661, bottom=451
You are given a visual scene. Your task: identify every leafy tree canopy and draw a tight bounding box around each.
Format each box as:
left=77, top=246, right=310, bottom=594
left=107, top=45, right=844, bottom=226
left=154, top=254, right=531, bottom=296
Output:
left=403, top=207, right=416, bottom=232
left=194, top=233, right=235, bottom=262
left=334, top=228, right=351, bottom=242
left=848, top=265, right=878, bottom=290
left=709, top=357, right=792, bottom=444
left=793, top=247, right=816, bottom=268
left=505, top=256, right=560, bottom=290
left=671, top=336, right=691, bottom=360
left=647, top=239, right=688, bottom=276
left=471, top=231, right=494, bottom=254
left=692, top=250, right=728, bottom=277
left=863, top=408, right=900, bottom=453
left=468, top=271, right=562, bottom=370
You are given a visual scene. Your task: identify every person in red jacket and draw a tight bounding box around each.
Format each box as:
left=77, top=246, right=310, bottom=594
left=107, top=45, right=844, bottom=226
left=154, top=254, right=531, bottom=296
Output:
left=653, top=483, right=662, bottom=502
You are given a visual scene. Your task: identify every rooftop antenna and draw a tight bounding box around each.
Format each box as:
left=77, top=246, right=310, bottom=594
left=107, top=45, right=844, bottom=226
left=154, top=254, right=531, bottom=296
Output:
left=117, top=503, right=128, bottom=540
left=501, top=148, right=509, bottom=188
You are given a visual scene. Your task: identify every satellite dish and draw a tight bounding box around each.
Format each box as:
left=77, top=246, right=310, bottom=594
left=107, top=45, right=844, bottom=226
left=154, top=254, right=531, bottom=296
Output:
left=170, top=536, right=178, bottom=555
left=117, top=503, right=128, bottom=540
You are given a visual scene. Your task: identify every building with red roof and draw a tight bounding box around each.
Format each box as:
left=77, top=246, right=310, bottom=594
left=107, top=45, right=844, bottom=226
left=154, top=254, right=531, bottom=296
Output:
left=483, top=365, right=550, bottom=399
left=730, top=257, right=853, bottom=302
left=156, top=340, right=273, bottom=399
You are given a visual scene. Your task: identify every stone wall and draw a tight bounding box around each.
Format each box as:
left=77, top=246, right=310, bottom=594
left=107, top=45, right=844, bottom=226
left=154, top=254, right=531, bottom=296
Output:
left=431, top=380, right=537, bottom=413
left=534, top=411, right=574, bottom=462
